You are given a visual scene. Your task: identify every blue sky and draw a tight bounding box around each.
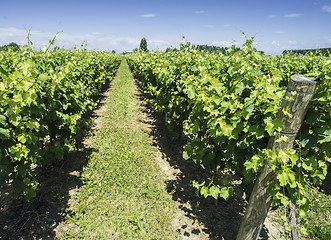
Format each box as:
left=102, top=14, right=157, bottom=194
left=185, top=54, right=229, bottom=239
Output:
left=0, top=0, right=330, bottom=54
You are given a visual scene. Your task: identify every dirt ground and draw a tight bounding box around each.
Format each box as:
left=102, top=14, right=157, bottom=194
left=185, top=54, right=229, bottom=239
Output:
left=1, top=74, right=285, bottom=239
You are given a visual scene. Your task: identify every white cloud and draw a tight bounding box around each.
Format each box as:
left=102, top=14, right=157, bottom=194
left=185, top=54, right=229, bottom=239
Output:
left=284, top=13, right=303, bottom=18
left=55, top=32, right=142, bottom=51
left=258, top=41, right=287, bottom=55
left=195, top=10, right=205, bottom=14
left=0, top=27, right=169, bottom=52
left=271, top=41, right=280, bottom=47
left=148, top=39, right=170, bottom=50
left=268, top=15, right=276, bottom=18
left=0, top=27, right=54, bottom=46
left=322, top=5, right=331, bottom=13
left=212, top=40, right=236, bottom=48
left=0, top=27, right=24, bottom=38
left=288, top=40, right=297, bottom=45
left=140, top=14, right=156, bottom=18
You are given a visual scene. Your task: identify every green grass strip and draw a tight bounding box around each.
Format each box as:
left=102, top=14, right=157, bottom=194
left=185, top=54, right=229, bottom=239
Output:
left=62, top=59, right=176, bottom=239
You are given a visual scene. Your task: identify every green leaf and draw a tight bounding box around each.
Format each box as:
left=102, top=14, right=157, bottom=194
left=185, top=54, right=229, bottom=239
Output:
left=299, top=209, right=306, bottom=218
left=0, top=82, right=5, bottom=91
left=211, top=95, right=221, bottom=105
left=264, top=117, right=282, bottom=136
left=277, top=171, right=288, bottom=187
left=287, top=171, right=296, bottom=188
left=25, top=121, right=40, bottom=130
left=182, top=150, right=190, bottom=160
left=241, top=109, right=250, bottom=120
left=249, top=125, right=264, bottom=139
left=184, top=85, right=196, bottom=99
left=221, top=124, right=234, bottom=137
left=0, top=115, right=6, bottom=125
left=312, top=170, right=326, bottom=181
left=18, top=135, right=27, bottom=144
left=244, top=160, right=255, bottom=171
left=267, top=181, right=280, bottom=197
left=212, top=82, right=224, bottom=95
left=219, top=187, right=232, bottom=200
left=182, top=144, right=192, bottom=160
left=192, top=180, right=205, bottom=189
left=191, top=122, right=200, bottom=134
left=200, top=186, right=209, bottom=198
left=21, top=60, right=34, bottom=75
left=0, top=64, right=9, bottom=76
left=13, top=93, right=23, bottom=103
left=38, top=73, right=49, bottom=81
left=209, top=186, right=220, bottom=199
left=302, top=157, right=315, bottom=171
left=245, top=103, right=254, bottom=114
left=318, top=129, right=331, bottom=144
left=0, top=127, right=10, bottom=139
left=235, top=82, right=245, bottom=95
left=244, top=154, right=263, bottom=173
left=219, top=101, right=231, bottom=114
left=276, top=169, right=296, bottom=188
left=23, top=187, right=36, bottom=200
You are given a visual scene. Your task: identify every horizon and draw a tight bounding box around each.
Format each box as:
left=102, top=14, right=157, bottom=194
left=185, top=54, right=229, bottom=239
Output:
left=1, top=0, right=330, bottom=55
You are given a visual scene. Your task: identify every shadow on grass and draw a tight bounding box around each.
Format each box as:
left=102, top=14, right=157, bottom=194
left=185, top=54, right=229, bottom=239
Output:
left=135, top=85, right=273, bottom=240
left=321, top=171, right=331, bottom=195
left=0, top=78, right=113, bottom=240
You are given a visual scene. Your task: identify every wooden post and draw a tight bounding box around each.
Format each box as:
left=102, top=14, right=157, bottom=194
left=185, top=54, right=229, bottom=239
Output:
left=288, top=201, right=298, bottom=240
left=236, top=75, right=318, bottom=240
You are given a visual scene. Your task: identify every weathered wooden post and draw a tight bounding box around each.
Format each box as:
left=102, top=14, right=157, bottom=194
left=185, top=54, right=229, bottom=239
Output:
left=236, top=75, right=318, bottom=240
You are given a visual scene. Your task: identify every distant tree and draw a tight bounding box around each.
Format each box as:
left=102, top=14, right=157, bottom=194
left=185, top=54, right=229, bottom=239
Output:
left=282, top=47, right=331, bottom=56
left=139, top=37, right=148, bottom=52
left=111, top=50, right=116, bottom=53
left=0, top=42, right=20, bottom=51
left=8, top=42, right=20, bottom=48
left=194, top=44, right=240, bottom=54
left=166, top=47, right=178, bottom=52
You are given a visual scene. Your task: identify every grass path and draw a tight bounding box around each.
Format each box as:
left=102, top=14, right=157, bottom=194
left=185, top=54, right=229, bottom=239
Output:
left=60, top=59, right=177, bottom=239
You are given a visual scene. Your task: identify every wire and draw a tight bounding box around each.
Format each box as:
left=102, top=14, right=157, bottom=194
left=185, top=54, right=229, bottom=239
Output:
left=279, top=131, right=288, bottom=239
left=298, top=129, right=302, bottom=240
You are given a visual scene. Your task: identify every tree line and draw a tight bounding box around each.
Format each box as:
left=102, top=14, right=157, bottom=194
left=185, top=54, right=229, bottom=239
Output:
left=0, top=42, right=20, bottom=51
left=282, top=47, right=331, bottom=56
left=194, top=44, right=241, bottom=53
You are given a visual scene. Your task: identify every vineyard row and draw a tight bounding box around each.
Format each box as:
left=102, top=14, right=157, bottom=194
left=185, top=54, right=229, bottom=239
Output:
left=126, top=39, right=331, bottom=217
left=0, top=47, right=121, bottom=199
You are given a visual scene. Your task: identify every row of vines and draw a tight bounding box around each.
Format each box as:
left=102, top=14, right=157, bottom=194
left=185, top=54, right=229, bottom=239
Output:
left=0, top=46, right=121, bottom=199
left=127, top=38, right=330, bottom=231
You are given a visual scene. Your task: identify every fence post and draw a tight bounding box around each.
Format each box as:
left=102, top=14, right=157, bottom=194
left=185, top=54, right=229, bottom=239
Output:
left=236, top=75, right=318, bottom=240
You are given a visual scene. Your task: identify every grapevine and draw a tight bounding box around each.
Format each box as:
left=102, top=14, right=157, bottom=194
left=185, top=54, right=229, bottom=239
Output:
left=127, top=38, right=330, bottom=229
left=0, top=45, right=121, bottom=199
